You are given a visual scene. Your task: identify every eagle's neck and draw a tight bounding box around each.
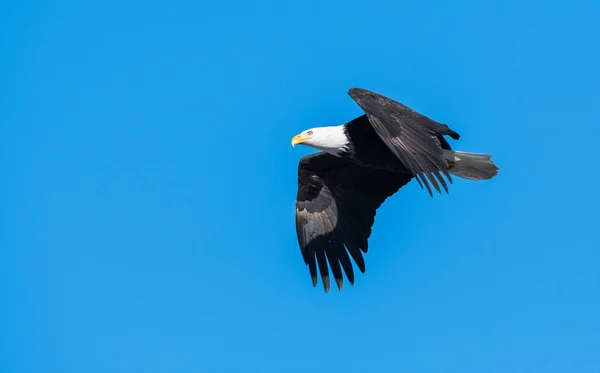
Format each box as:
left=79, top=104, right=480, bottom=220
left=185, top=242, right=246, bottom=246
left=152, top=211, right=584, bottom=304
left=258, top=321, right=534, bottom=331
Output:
left=312, top=125, right=351, bottom=157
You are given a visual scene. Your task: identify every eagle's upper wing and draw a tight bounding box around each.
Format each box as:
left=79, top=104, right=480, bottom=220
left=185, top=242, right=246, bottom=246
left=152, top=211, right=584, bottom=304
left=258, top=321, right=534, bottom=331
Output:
left=348, top=88, right=460, bottom=196
left=295, top=152, right=412, bottom=292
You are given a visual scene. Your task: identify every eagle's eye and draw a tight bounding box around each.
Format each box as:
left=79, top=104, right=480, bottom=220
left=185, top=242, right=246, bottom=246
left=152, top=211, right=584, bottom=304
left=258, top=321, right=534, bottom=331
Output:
left=307, top=131, right=313, bottom=136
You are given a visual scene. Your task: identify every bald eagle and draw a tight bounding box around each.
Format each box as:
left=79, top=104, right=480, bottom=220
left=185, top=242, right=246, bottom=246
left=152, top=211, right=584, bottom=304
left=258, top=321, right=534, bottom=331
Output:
left=291, top=88, right=498, bottom=292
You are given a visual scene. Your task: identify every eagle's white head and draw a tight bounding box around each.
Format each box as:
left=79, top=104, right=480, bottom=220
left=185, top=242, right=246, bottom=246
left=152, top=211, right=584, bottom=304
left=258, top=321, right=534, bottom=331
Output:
left=291, top=125, right=350, bottom=156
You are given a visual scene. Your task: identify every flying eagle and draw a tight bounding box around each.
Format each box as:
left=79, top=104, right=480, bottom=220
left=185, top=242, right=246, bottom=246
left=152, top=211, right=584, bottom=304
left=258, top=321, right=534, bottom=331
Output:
left=291, top=88, right=498, bottom=292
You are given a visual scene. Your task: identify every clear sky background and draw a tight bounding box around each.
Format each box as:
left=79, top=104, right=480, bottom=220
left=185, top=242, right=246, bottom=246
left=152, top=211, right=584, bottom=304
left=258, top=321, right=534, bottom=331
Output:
left=2, top=0, right=599, bottom=372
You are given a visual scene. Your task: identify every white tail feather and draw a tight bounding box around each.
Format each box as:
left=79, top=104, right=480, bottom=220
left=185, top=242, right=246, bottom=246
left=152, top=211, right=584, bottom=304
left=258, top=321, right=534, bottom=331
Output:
left=443, top=150, right=498, bottom=181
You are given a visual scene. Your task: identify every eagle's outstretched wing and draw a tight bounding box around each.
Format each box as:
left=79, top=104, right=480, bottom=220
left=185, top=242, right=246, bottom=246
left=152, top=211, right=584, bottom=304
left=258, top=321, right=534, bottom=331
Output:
left=348, top=88, right=460, bottom=196
left=295, top=152, right=412, bottom=292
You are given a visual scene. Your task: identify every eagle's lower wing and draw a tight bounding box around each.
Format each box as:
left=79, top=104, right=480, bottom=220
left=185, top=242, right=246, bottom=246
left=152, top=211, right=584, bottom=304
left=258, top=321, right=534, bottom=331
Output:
left=348, top=88, right=459, bottom=196
left=295, top=152, right=412, bottom=292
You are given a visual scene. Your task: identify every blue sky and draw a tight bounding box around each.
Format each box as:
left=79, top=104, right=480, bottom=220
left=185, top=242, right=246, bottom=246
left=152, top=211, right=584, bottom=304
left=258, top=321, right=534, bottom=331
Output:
left=2, top=0, right=599, bottom=372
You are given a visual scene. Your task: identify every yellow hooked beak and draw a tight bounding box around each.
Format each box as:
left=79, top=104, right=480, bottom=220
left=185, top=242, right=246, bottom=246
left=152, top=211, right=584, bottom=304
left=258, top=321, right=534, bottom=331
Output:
left=291, top=134, right=310, bottom=147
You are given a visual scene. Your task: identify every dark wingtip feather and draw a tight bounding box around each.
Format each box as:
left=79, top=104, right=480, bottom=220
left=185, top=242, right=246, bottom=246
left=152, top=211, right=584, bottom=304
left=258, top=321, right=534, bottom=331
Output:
left=336, top=278, right=343, bottom=291
left=323, top=276, right=330, bottom=293
left=414, top=174, right=424, bottom=189
left=357, top=262, right=366, bottom=273
left=433, top=170, right=449, bottom=194
left=316, top=250, right=330, bottom=293
left=418, top=174, right=434, bottom=197
left=325, top=247, right=345, bottom=293
left=337, top=248, right=355, bottom=286
left=424, top=171, right=442, bottom=194
left=348, top=248, right=366, bottom=273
